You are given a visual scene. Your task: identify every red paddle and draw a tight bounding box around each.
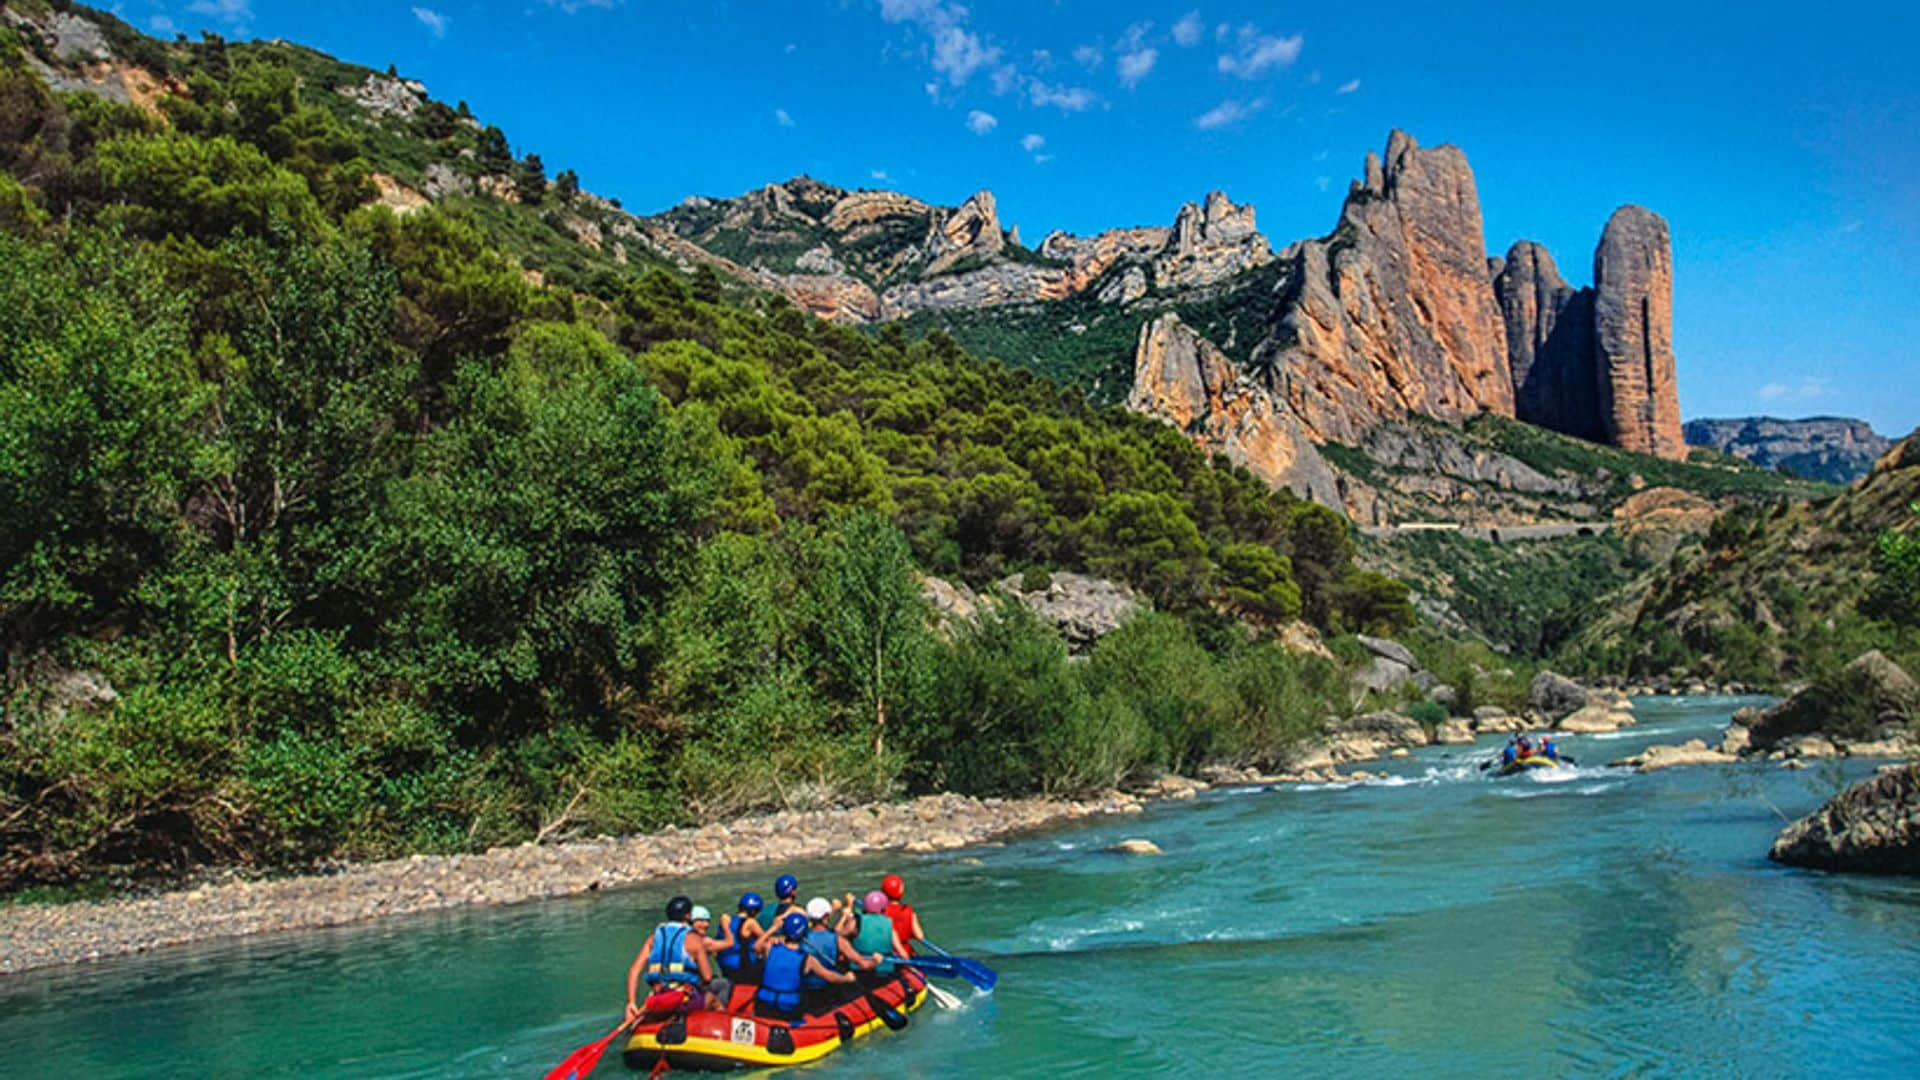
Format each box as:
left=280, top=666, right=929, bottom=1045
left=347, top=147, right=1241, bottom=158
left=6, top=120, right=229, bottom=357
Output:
left=543, top=1017, right=635, bottom=1080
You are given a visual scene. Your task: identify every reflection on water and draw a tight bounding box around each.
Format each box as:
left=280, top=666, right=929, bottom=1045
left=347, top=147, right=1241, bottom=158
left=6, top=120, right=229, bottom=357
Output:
left=3, top=698, right=1918, bottom=1078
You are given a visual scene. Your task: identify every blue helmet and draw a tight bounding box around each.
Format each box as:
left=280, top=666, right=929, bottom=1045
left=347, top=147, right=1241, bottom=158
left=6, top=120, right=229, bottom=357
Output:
left=739, top=891, right=765, bottom=914
left=774, top=874, right=798, bottom=898
left=780, top=912, right=810, bottom=940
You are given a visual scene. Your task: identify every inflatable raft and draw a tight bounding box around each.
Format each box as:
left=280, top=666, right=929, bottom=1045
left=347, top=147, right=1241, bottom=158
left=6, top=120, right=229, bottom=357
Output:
left=1495, top=756, right=1561, bottom=777
left=622, top=968, right=928, bottom=1072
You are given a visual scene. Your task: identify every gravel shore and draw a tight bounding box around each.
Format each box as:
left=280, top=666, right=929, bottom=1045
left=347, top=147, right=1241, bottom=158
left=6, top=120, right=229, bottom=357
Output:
left=0, top=791, right=1146, bottom=976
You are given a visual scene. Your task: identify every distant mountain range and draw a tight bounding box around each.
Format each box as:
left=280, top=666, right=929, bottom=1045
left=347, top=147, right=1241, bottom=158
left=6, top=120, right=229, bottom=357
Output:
left=1684, top=417, right=1895, bottom=485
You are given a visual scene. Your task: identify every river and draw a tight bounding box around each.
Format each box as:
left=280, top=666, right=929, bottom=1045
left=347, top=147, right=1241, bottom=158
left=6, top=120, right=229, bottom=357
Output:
left=5, top=697, right=1918, bottom=1077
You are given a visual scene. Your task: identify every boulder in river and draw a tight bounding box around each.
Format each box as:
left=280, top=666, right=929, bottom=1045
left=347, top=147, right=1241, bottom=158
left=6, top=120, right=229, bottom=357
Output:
left=1530, top=671, right=1589, bottom=720
left=1435, top=718, right=1476, bottom=745
left=1107, top=838, right=1163, bottom=856
left=1744, top=650, right=1918, bottom=754
left=1608, top=739, right=1737, bottom=772
left=1557, top=703, right=1632, bottom=734
left=1329, top=710, right=1431, bottom=748
left=1769, top=765, right=1920, bottom=874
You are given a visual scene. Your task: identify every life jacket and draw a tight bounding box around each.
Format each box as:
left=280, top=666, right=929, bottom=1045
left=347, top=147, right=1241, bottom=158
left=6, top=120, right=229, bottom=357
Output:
left=715, top=914, right=748, bottom=973
left=643, top=922, right=695, bottom=986
left=760, top=900, right=799, bottom=933
left=755, top=942, right=804, bottom=1013
left=852, top=913, right=896, bottom=971
left=885, top=901, right=917, bottom=957
left=801, top=927, right=841, bottom=989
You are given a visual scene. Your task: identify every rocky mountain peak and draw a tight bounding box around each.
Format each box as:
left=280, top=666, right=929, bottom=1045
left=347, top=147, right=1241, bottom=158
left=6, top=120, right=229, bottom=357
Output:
left=1493, top=239, right=1603, bottom=442
left=1594, top=205, right=1685, bottom=459
left=926, top=189, right=1004, bottom=273
left=1257, top=130, right=1514, bottom=444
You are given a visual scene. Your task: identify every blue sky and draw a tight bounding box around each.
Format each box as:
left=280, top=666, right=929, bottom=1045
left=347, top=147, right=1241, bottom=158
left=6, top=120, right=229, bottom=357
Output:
left=137, top=1, right=1919, bottom=435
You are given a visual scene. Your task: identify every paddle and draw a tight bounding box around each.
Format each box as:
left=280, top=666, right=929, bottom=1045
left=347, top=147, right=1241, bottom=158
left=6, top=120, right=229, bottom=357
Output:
left=918, top=939, right=998, bottom=992
left=909, top=941, right=966, bottom=1007
left=893, top=954, right=998, bottom=992
left=543, top=1016, right=635, bottom=1080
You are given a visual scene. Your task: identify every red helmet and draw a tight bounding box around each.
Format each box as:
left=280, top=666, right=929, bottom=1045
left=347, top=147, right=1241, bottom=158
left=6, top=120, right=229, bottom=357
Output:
left=881, top=874, right=905, bottom=901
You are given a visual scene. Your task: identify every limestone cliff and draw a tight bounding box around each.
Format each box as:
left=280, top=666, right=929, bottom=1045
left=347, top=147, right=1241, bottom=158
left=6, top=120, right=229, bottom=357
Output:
left=1594, top=206, right=1685, bottom=459
left=1254, top=130, right=1515, bottom=444
left=1127, top=314, right=1341, bottom=508
left=1684, top=416, right=1892, bottom=484
left=650, top=179, right=1271, bottom=323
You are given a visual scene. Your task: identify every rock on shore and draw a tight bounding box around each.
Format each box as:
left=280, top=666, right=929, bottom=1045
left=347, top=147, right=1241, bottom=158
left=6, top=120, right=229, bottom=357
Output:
left=0, top=791, right=1141, bottom=975
left=1770, top=765, right=1920, bottom=874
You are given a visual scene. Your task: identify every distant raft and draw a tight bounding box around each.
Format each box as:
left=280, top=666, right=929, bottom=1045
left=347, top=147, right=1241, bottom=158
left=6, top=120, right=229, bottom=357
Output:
left=623, top=968, right=928, bottom=1072
left=1495, top=756, right=1563, bottom=777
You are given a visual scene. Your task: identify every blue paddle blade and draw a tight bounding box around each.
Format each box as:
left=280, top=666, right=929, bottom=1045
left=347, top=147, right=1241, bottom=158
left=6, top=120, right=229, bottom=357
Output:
left=897, top=955, right=998, bottom=992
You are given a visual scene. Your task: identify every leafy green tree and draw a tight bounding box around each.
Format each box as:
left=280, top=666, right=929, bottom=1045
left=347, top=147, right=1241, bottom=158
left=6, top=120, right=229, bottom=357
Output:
left=1084, top=492, right=1209, bottom=605
left=1217, top=542, right=1303, bottom=622
left=93, top=131, right=323, bottom=244
left=553, top=167, right=579, bottom=202
left=812, top=511, right=935, bottom=759
left=921, top=601, right=1088, bottom=794
left=477, top=124, right=511, bottom=171
left=0, top=231, right=198, bottom=654
left=515, top=152, right=547, bottom=205
left=1867, top=503, right=1920, bottom=627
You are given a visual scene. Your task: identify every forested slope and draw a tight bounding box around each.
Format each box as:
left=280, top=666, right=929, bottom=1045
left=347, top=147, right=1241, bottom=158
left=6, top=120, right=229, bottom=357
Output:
left=0, top=7, right=1404, bottom=890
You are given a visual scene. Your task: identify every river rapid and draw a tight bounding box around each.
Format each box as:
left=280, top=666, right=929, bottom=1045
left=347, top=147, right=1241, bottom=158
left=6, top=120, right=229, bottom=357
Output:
left=5, top=697, right=1918, bottom=1078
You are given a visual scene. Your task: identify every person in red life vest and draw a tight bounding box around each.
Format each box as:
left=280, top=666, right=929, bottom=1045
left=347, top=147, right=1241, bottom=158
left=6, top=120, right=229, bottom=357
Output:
left=625, top=896, right=723, bottom=1023
left=1516, top=734, right=1535, bottom=760
left=879, top=874, right=924, bottom=958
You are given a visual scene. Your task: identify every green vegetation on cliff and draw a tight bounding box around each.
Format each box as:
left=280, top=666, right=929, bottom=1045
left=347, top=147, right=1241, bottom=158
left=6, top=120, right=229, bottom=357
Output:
left=0, top=14, right=1394, bottom=889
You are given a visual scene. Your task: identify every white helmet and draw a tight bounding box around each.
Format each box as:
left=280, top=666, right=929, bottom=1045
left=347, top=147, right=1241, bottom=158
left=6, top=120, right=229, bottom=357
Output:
left=805, top=896, right=833, bottom=921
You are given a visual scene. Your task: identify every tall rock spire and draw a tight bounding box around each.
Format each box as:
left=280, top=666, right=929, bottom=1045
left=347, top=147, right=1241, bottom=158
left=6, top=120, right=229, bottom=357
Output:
left=1593, top=206, right=1685, bottom=460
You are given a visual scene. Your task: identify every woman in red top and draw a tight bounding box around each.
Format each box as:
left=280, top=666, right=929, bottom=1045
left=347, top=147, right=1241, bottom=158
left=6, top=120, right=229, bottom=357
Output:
left=880, top=874, right=923, bottom=958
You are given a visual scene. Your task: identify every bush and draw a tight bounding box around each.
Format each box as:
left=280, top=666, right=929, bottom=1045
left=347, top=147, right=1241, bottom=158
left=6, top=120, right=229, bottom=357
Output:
left=1406, top=700, right=1447, bottom=730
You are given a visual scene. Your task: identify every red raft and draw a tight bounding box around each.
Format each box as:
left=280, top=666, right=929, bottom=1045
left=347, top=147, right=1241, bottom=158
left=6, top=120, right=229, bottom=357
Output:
left=622, top=969, right=929, bottom=1072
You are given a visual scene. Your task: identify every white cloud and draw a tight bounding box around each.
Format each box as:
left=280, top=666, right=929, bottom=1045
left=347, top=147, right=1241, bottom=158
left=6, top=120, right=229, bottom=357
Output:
left=1030, top=80, right=1096, bottom=112
left=880, top=0, right=1000, bottom=86
left=1034, top=153, right=1054, bottom=164
left=1117, top=48, right=1157, bottom=87
left=1021, top=133, right=1045, bottom=151
left=966, top=109, right=998, bottom=134
left=1072, top=43, right=1103, bottom=70
left=1172, top=11, right=1204, bottom=47
left=871, top=168, right=892, bottom=182
left=149, top=14, right=178, bottom=35
left=413, top=7, right=449, bottom=38
left=1337, top=78, right=1361, bottom=94
left=1031, top=48, right=1053, bottom=68
left=1758, top=377, right=1830, bottom=402
left=1115, top=25, right=1157, bottom=88
left=990, top=64, right=1023, bottom=96
left=542, top=0, right=618, bottom=11
left=187, top=0, right=251, bottom=23
left=1315, top=176, right=1330, bottom=191
left=1195, top=97, right=1265, bottom=130
left=1217, top=25, right=1303, bottom=78
left=774, top=108, right=795, bottom=127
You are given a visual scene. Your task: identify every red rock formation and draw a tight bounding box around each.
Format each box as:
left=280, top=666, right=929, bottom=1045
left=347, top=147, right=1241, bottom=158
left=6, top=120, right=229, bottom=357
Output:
left=1127, top=314, right=1341, bottom=508
left=1593, top=206, right=1685, bottom=460
left=1492, top=240, right=1604, bottom=442
left=1257, top=130, right=1514, bottom=443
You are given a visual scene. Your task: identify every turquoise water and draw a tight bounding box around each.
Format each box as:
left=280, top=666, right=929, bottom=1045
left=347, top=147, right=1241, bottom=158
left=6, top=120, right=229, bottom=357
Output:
left=6, top=697, right=1920, bottom=1078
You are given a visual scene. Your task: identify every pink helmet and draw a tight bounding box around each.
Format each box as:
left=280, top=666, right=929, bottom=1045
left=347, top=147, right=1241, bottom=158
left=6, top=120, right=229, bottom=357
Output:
left=863, top=890, right=889, bottom=914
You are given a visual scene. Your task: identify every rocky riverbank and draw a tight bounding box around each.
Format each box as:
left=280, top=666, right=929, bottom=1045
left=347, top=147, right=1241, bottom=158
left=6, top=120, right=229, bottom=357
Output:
left=0, top=790, right=1145, bottom=976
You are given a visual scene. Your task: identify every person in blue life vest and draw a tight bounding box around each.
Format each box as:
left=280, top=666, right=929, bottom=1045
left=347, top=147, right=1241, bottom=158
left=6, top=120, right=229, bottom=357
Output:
left=1540, top=735, right=1560, bottom=761
left=625, top=896, right=723, bottom=1022
left=760, top=873, right=802, bottom=931
left=712, top=891, right=768, bottom=985
left=756, top=897, right=877, bottom=1002
left=1501, top=737, right=1519, bottom=766
left=755, top=912, right=858, bottom=1019
left=845, top=889, right=907, bottom=974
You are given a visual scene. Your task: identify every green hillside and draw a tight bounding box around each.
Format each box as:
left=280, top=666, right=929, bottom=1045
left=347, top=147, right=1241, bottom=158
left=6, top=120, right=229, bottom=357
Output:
left=0, top=6, right=1403, bottom=890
